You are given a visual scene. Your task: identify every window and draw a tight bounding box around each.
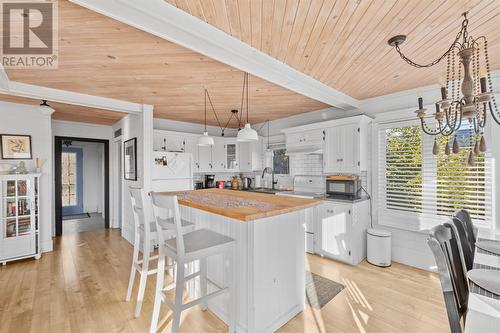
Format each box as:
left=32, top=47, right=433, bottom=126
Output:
left=378, top=121, right=491, bottom=229
left=273, top=148, right=289, bottom=175
left=61, top=151, right=77, bottom=206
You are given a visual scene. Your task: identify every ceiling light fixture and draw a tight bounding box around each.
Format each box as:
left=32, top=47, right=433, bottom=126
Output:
left=388, top=12, right=497, bottom=165
left=237, top=72, right=258, bottom=142
left=197, top=89, right=215, bottom=146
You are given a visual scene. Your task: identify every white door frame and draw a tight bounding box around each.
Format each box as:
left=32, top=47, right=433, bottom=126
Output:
left=113, top=137, right=123, bottom=229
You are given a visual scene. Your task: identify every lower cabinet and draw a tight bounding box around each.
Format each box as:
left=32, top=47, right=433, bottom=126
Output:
left=316, top=200, right=370, bottom=265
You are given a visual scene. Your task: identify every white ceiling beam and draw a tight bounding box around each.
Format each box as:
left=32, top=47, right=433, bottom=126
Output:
left=0, top=81, right=147, bottom=114
left=0, top=64, right=10, bottom=90
left=70, top=0, right=360, bottom=110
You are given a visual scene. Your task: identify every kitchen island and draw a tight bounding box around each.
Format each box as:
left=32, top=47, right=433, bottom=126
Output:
left=159, top=189, right=320, bottom=333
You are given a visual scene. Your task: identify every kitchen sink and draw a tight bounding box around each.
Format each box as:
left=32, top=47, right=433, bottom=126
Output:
left=246, top=188, right=291, bottom=195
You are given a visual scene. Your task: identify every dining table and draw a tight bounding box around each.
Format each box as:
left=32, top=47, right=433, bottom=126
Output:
left=464, top=232, right=500, bottom=332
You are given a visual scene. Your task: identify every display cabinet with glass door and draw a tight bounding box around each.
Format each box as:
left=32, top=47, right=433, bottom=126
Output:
left=0, top=174, right=41, bottom=265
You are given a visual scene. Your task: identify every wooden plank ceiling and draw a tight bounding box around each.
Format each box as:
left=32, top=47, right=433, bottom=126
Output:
left=4, top=0, right=328, bottom=127
left=0, top=94, right=126, bottom=125
left=166, top=0, right=500, bottom=100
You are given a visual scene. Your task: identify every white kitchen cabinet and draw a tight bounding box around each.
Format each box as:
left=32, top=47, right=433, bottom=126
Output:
left=323, top=116, right=370, bottom=173
left=324, top=123, right=359, bottom=173
left=1, top=174, right=41, bottom=265
left=239, top=138, right=262, bottom=172
left=317, top=200, right=370, bottom=265
left=225, top=141, right=239, bottom=172
left=212, top=138, right=226, bottom=172
left=318, top=202, right=351, bottom=262
left=153, top=131, right=186, bottom=152
left=285, top=129, right=323, bottom=147
left=197, top=146, right=212, bottom=172
left=183, top=137, right=199, bottom=171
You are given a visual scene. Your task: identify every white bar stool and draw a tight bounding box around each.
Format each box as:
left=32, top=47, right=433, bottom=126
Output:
left=125, top=187, right=194, bottom=317
left=149, top=192, right=236, bottom=333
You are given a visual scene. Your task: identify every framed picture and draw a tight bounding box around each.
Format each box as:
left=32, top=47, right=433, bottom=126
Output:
left=124, top=137, right=137, bottom=181
left=1, top=134, right=32, bottom=159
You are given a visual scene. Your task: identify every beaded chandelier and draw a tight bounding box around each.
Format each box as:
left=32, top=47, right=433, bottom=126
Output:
left=388, top=12, right=496, bottom=165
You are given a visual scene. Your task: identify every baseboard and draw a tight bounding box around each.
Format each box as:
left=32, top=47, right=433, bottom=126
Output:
left=41, top=239, right=53, bottom=252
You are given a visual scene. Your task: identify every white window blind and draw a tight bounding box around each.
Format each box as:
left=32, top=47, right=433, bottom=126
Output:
left=378, top=120, right=492, bottom=228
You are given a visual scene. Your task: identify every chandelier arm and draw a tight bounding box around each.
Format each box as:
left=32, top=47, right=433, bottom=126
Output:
left=420, top=118, right=442, bottom=136
left=488, top=101, right=500, bottom=126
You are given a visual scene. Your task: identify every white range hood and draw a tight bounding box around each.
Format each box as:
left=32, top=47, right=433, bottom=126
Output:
left=285, top=144, right=323, bottom=155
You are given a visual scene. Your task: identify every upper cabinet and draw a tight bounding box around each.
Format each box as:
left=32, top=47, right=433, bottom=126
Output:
left=323, top=116, right=370, bottom=173
left=285, top=129, right=323, bottom=148
left=239, top=138, right=263, bottom=172
left=154, top=129, right=252, bottom=173
left=282, top=115, right=371, bottom=174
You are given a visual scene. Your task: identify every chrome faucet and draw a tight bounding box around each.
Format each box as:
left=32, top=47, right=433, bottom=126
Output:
left=262, top=167, right=277, bottom=190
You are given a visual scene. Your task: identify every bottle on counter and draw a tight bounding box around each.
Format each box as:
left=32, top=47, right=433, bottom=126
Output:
left=231, top=176, right=239, bottom=190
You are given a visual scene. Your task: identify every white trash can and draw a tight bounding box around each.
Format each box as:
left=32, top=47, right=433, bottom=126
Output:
left=367, top=228, right=392, bottom=267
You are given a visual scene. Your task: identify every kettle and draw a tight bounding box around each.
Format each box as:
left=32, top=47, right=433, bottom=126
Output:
left=242, top=177, right=252, bottom=190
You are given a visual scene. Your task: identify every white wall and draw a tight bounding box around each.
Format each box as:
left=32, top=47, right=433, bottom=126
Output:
left=0, top=101, right=53, bottom=252
left=113, top=111, right=152, bottom=243
left=70, top=141, right=104, bottom=214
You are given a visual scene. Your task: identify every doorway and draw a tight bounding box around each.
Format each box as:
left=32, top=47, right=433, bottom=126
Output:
left=55, top=136, right=110, bottom=236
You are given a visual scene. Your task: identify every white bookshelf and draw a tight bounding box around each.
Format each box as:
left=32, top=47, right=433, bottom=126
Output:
left=0, top=174, right=41, bottom=265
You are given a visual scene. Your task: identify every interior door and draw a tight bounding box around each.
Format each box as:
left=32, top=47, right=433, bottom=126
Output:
left=320, top=203, right=351, bottom=262
left=61, top=147, right=84, bottom=216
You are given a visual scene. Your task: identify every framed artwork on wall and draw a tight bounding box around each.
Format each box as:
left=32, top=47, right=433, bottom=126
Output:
left=0, top=134, right=32, bottom=159
left=124, top=137, right=137, bottom=181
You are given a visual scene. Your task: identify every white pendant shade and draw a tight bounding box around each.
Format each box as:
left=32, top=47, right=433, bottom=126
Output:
left=197, top=131, right=214, bottom=146
left=237, top=123, right=259, bottom=142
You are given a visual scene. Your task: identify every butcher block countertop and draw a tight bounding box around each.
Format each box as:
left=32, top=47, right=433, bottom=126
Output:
left=157, top=188, right=321, bottom=222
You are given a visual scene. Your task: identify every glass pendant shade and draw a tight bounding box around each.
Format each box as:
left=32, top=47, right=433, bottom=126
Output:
left=197, top=131, right=214, bottom=146
left=237, top=123, right=258, bottom=142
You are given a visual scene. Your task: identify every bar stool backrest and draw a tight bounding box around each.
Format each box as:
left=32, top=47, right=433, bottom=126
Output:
left=150, top=192, right=185, bottom=258
left=129, top=187, right=151, bottom=239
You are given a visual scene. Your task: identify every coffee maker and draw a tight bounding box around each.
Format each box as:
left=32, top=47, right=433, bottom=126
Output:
left=204, top=175, right=216, bottom=188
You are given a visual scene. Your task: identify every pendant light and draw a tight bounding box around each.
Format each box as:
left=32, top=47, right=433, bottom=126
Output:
left=197, top=89, right=215, bottom=146
left=237, top=72, right=259, bottom=142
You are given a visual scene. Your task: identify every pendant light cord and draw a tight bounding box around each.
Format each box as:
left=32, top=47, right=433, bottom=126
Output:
left=246, top=72, right=249, bottom=124
left=204, top=89, right=207, bottom=131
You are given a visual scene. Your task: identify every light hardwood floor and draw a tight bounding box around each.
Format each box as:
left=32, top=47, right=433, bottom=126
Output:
left=0, top=229, right=449, bottom=333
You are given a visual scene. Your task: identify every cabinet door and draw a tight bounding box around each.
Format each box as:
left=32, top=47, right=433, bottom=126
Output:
left=320, top=203, right=351, bottom=262
left=184, top=137, right=199, bottom=171
left=239, top=143, right=251, bottom=172
left=323, top=127, right=341, bottom=172
left=197, top=146, right=212, bottom=172
left=285, top=132, right=302, bottom=147
left=212, top=139, right=226, bottom=172
left=304, top=130, right=324, bottom=146
left=250, top=139, right=262, bottom=171
left=166, top=135, right=185, bottom=152
left=340, top=123, right=359, bottom=172
left=225, top=142, right=238, bottom=171
left=153, top=132, right=167, bottom=151
left=1, top=177, right=35, bottom=260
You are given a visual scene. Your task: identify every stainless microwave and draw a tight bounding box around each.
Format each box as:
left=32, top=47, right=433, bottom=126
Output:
left=326, top=176, right=361, bottom=198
